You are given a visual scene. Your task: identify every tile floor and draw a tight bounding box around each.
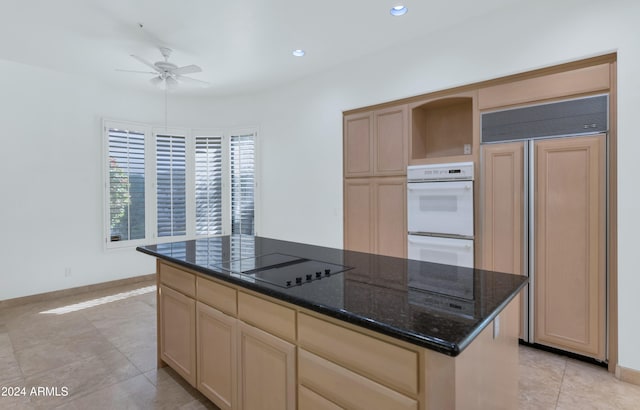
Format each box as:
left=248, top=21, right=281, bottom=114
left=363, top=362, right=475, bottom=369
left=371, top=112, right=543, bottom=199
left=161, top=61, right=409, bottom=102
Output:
left=0, top=280, right=638, bottom=409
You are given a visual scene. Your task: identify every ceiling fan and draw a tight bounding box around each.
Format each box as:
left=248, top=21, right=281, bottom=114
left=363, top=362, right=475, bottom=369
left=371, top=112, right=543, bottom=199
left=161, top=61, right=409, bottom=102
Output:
left=118, top=47, right=210, bottom=88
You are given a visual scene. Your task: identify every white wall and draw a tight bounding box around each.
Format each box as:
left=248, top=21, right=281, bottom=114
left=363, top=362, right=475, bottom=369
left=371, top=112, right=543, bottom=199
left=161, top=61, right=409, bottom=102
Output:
left=1, top=0, right=638, bottom=373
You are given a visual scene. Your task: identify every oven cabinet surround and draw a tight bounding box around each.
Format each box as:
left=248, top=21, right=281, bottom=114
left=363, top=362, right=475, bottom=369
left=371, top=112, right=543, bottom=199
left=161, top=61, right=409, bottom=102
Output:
left=343, top=105, right=409, bottom=178
left=343, top=105, right=408, bottom=259
left=156, top=258, right=521, bottom=410
left=344, top=177, right=407, bottom=258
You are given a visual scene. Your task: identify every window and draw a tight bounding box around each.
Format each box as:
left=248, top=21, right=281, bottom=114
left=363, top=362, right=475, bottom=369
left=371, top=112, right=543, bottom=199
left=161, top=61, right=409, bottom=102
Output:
left=103, top=120, right=257, bottom=248
left=231, top=133, right=256, bottom=235
left=106, top=125, right=146, bottom=245
left=156, top=134, right=186, bottom=237
left=195, top=136, right=223, bottom=236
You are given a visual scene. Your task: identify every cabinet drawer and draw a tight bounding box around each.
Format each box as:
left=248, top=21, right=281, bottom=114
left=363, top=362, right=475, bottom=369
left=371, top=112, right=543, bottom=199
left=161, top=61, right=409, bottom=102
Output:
left=299, top=349, right=418, bottom=410
left=159, top=262, right=195, bottom=298
left=299, top=385, right=342, bottom=410
left=298, top=313, right=418, bottom=395
left=237, top=292, right=296, bottom=342
left=197, top=277, right=237, bottom=316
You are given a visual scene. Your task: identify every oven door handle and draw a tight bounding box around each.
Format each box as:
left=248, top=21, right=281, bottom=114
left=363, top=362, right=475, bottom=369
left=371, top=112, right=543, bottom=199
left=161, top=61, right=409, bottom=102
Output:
left=408, top=238, right=473, bottom=249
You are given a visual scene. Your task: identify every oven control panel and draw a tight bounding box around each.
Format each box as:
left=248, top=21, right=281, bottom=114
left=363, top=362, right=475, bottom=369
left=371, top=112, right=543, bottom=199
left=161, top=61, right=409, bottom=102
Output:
left=407, top=162, right=474, bottom=182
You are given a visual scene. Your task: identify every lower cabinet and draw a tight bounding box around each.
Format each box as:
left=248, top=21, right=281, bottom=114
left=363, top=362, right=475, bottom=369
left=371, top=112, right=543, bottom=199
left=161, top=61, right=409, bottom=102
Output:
left=237, top=321, right=296, bottom=410
left=344, top=177, right=407, bottom=258
left=196, top=301, right=237, bottom=410
left=159, top=284, right=197, bottom=387
left=298, top=349, right=417, bottom=410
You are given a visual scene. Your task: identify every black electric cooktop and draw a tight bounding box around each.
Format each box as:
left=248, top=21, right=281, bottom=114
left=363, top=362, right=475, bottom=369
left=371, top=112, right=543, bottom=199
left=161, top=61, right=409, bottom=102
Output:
left=213, top=252, right=352, bottom=288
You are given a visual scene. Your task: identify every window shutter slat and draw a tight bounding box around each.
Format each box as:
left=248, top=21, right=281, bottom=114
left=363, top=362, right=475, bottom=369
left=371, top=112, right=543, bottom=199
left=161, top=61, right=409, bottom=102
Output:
left=195, top=136, right=223, bottom=236
left=156, top=134, right=186, bottom=237
left=108, top=128, right=146, bottom=242
left=230, top=133, right=255, bottom=235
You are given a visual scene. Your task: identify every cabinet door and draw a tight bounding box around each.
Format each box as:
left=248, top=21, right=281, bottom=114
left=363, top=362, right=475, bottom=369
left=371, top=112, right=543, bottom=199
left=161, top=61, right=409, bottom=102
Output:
left=374, top=105, right=408, bottom=176
left=196, top=302, right=237, bottom=410
left=534, top=134, right=606, bottom=359
left=374, top=177, right=407, bottom=258
left=344, top=179, right=374, bottom=253
left=238, top=321, right=296, bottom=410
left=159, top=285, right=196, bottom=386
left=344, top=112, right=373, bottom=177
left=480, top=143, right=525, bottom=338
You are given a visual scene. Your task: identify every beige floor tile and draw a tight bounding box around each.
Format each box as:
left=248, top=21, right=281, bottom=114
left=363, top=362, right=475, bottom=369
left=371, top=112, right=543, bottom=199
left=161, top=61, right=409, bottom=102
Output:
left=518, top=346, right=566, bottom=409
left=23, top=348, right=140, bottom=408
left=59, top=374, right=159, bottom=410
left=556, top=359, right=640, bottom=410
left=8, top=311, right=96, bottom=353
left=15, top=328, right=115, bottom=377
left=0, top=332, right=23, bottom=385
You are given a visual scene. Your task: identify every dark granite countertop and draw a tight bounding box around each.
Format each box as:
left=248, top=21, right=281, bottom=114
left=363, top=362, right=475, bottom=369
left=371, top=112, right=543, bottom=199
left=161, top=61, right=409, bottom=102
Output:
left=137, top=235, right=527, bottom=356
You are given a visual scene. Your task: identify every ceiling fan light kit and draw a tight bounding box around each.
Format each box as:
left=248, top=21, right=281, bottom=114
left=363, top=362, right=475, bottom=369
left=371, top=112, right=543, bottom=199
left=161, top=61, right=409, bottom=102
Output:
left=118, top=46, right=210, bottom=88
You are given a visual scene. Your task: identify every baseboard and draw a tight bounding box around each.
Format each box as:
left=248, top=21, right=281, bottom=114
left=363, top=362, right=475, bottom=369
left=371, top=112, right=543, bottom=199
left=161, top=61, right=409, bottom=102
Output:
left=0, top=274, right=156, bottom=309
left=616, top=365, right=640, bottom=386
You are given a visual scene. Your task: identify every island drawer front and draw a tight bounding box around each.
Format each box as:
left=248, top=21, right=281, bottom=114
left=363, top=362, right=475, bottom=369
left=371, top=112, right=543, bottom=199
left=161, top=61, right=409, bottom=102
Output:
left=237, top=292, right=296, bottom=342
left=298, top=313, right=418, bottom=395
left=299, top=349, right=418, bottom=410
left=299, top=385, right=343, bottom=410
left=197, top=277, right=237, bottom=316
left=159, top=262, right=196, bottom=298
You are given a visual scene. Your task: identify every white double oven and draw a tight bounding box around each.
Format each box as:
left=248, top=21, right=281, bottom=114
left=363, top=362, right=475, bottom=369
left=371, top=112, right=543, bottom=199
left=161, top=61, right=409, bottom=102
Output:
left=407, top=162, right=474, bottom=268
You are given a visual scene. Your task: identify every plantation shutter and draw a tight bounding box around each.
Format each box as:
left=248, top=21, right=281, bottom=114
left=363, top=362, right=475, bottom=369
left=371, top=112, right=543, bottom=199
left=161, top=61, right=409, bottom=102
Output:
left=230, top=133, right=255, bottom=235
left=107, top=128, right=145, bottom=242
left=156, top=134, right=186, bottom=237
left=195, top=136, right=223, bottom=236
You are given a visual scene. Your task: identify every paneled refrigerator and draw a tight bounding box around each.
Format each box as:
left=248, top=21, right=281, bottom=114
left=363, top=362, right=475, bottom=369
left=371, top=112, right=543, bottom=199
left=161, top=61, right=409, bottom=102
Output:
left=479, top=95, right=608, bottom=361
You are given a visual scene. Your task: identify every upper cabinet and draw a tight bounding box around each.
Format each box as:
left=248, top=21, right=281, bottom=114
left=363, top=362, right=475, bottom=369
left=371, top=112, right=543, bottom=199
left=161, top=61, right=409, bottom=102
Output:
left=409, top=91, right=478, bottom=165
left=478, top=63, right=610, bottom=111
left=344, top=105, right=408, bottom=177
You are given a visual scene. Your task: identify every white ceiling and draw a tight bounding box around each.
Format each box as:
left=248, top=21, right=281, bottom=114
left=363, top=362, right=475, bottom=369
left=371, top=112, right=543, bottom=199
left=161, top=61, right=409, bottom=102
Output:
left=1, top=0, right=524, bottom=96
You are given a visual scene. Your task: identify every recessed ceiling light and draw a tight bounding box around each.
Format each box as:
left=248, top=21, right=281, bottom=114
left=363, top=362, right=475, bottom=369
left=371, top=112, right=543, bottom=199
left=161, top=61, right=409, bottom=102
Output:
left=292, top=49, right=305, bottom=57
left=390, top=5, right=408, bottom=16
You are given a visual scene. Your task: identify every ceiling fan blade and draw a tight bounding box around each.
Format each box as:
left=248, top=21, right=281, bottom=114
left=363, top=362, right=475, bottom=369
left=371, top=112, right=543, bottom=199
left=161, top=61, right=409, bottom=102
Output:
left=166, top=76, right=179, bottom=88
left=171, top=64, right=202, bottom=75
left=131, top=54, right=159, bottom=72
left=116, top=69, right=158, bottom=74
left=176, top=75, right=211, bottom=87
left=149, top=76, right=163, bottom=86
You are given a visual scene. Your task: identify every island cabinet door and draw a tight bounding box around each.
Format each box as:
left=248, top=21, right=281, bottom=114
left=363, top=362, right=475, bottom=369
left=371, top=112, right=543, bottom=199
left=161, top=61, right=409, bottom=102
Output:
left=196, top=301, right=237, bottom=410
left=159, top=284, right=196, bottom=387
left=237, top=321, right=296, bottom=410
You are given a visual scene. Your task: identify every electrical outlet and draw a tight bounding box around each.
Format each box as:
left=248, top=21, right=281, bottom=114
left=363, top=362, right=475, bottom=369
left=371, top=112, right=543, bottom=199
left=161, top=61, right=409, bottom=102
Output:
left=463, top=144, right=472, bottom=155
left=64, top=267, right=72, bottom=277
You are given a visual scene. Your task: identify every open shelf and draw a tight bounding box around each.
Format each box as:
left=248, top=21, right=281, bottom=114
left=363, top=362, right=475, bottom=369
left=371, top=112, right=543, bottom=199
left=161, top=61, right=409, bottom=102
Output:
left=411, top=97, right=473, bottom=161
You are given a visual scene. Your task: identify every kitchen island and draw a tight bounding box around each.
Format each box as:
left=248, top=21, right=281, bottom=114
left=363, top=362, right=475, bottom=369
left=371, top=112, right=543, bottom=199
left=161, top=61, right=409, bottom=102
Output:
left=138, top=235, right=527, bottom=410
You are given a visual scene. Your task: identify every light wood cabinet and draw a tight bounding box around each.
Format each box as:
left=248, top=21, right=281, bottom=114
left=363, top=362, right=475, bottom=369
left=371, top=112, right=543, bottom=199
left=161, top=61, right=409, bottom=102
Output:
left=478, top=63, right=610, bottom=110
left=343, top=178, right=374, bottom=254
left=534, top=135, right=606, bottom=359
left=344, top=177, right=406, bottom=258
left=344, top=112, right=373, bottom=177
left=298, top=349, right=418, bottom=410
left=480, top=142, right=525, bottom=338
left=196, top=301, right=237, bottom=410
left=344, top=105, right=408, bottom=178
left=159, top=284, right=196, bottom=387
left=238, top=321, right=296, bottom=410
left=374, top=105, right=409, bottom=175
